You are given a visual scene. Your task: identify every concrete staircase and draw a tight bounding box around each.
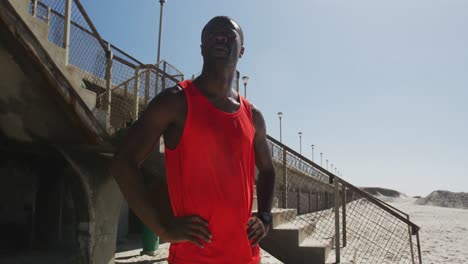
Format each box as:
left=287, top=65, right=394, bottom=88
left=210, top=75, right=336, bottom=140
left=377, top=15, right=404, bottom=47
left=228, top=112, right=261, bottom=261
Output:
left=9, top=0, right=101, bottom=121
left=254, top=208, right=333, bottom=264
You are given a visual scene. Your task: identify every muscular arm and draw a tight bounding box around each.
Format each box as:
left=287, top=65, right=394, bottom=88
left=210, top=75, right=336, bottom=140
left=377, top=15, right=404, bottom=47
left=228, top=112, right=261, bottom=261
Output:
left=252, top=105, right=276, bottom=214
left=111, top=87, right=181, bottom=237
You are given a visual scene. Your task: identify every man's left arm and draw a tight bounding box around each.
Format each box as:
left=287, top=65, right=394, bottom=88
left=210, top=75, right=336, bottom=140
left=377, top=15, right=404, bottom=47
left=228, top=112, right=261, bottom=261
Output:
left=247, top=104, right=276, bottom=246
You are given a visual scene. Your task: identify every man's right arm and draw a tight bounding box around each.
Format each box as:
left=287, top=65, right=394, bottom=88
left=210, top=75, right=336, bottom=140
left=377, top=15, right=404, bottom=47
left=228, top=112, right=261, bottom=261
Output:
left=111, top=88, right=179, bottom=236
left=111, top=88, right=211, bottom=247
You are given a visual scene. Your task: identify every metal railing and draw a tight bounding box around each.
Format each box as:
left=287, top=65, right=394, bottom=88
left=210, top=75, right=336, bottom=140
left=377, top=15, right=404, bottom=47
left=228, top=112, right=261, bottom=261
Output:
left=267, top=135, right=422, bottom=263
left=26, top=0, right=422, bottom=262
left=28, top=0, right=184, bottom=133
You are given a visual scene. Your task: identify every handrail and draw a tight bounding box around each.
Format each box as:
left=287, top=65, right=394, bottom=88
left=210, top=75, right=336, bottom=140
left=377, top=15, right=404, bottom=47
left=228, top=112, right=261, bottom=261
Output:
left=35, top=1, right=153, bottom=71
left=72, top=0, right=107, bottom=51
left=266, top=134, right=420, bottom=233
left=96, top=63, right=182, bottom=100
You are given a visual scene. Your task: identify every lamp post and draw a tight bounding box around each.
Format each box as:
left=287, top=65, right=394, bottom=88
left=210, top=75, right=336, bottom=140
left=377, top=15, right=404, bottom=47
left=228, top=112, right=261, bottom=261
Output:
left=242, top=76, right=249, bottom=98
left=320, top=152, right=323, bottom=167
left=311, top=144, right=314, bottom=161
left=156, top=0, right=166, bottom=64
left=326, top=159, right=329, bottom=170
left=278, top=112, right=283, bottom=143
left=298, top=132, right=303, bottom=154
left=331, top=163, right=334, bottom=173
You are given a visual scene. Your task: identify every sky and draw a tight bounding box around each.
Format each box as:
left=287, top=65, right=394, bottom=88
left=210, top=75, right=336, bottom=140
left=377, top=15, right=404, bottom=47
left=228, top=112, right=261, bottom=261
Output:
left=81, top=0, right=468, bottom=196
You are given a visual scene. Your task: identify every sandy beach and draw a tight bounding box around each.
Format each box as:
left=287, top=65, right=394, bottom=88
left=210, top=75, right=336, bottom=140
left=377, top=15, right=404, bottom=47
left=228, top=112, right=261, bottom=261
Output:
left=115, top=196, right=468, bottom=264
left=385, top=197, right=468, bottom=264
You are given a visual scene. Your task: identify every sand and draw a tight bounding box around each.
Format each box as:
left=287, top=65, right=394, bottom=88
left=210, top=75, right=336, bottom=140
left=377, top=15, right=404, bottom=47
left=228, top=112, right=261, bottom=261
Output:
left=115, top=196, right=468, bottom=264
left=386, top=197, right=468, bottom=264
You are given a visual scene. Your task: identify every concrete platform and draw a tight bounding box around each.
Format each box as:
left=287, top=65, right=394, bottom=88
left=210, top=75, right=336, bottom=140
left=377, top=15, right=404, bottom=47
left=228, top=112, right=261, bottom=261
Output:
left=115, top=239, right=283, bottom=264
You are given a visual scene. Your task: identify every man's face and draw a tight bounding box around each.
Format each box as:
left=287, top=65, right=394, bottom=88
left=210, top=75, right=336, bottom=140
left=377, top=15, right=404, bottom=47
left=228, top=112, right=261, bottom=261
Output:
left=201, top=18, right=244, bottom=64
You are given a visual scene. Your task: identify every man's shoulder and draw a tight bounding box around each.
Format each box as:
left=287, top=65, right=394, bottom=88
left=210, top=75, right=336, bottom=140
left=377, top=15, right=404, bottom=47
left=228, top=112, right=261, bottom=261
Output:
left=144, top=84, right=187, bottom=117
left=249, top=102, right=262, bottom=118
left=154, top=85, right=186, bottom=105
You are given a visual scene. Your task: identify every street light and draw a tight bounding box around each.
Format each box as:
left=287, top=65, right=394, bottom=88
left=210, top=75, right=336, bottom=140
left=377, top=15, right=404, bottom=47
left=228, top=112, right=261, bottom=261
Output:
left=326, top=159, right=329, bottom=170
left=298, top=132, right=303, bottom=154
left=311, top=144, right=314, bottom=161
left=331, top=163, right=334, bottom=173
left=242, top=76, right=249, bottom=98
left=156, top=0, right=167, bottom=64
left=320, top=152, right=323, bottom=167
left=278, top=112, right=283, bottom=143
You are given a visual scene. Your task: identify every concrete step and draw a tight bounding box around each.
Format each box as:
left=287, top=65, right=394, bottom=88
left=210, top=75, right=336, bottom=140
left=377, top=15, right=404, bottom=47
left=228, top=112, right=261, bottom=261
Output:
left=275, top=220, right=317, bottom=245
left=253, top=208, right=297, bottom=228
left=252, top=196, right=279, bottom=212
left=11, top=0, right=98, bottom=112
left=260, top=213, right=333, bottom=264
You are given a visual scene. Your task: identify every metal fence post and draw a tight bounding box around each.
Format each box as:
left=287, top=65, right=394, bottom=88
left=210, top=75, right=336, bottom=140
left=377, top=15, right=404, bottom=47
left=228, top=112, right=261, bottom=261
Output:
left=144, top=69, right=150, bottom=107
left=133, top=66, right=140, bottom=121
left=297, top=187, right=301, bottom=214
left=63, top=0, right=72, bottom=65
left=104, top=43, right=113, bottom=130
left=32, top=0, right=38, bottom=17
left=317, top=192, right=321, bottom=211
left=334, top=178, right=341, bottom=263
left=162, top=61, right=167, bottom=91
left=46, top=6, right=51, bottom=25
left=341, top=187, right=347, bottom=248
left=282, top=149, right=287, bottom=208
left=408, top=222, right=415, bottom=264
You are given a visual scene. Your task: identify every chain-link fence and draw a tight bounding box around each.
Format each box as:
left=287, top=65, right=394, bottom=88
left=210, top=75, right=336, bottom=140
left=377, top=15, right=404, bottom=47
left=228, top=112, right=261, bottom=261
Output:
left=267, top=135, right=422, bottom=263
left=26, top=1, right=421, bottom=262
left=28, top=0, right=184, bottom=134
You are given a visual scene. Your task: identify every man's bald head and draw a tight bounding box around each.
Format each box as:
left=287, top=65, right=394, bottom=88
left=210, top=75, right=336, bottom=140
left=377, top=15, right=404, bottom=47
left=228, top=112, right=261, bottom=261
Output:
left=201, top=16, right=244, bottom=45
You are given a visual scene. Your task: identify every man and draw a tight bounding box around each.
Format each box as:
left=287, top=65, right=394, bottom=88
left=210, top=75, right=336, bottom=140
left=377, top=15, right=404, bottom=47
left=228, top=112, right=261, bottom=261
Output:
left=111, top=16, right=275, bottom=264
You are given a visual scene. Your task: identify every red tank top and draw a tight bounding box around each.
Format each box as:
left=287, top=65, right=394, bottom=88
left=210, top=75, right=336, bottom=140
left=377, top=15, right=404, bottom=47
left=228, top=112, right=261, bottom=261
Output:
left=165, top=80, right=260, bottom=264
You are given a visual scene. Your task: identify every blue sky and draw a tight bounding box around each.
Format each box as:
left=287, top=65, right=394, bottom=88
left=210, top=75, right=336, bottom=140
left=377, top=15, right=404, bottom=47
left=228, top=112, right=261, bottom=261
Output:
left=82, top=0, right=468, bottom=196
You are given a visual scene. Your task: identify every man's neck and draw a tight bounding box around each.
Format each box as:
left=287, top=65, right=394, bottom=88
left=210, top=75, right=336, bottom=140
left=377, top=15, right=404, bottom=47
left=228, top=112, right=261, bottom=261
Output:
left=195, top=63, right=237, bottom=98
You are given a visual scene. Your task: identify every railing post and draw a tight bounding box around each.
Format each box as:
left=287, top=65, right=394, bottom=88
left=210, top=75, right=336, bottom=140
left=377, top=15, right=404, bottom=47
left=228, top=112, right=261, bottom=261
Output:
left=104, top=43, right=113, bottom=130
left=154, top=63, right=160, bottom=95
left=416, top=231, right=422, bottom=264
left=341, top=187, right=347, bottom=248
left=133, top=66, right=140, bottom=121
left=334, top=178, right=341, bottom=263
left=144, top=69, right=150, bottom=107
left=162, top=61, right=167, bottom=90
left=158, top=65, right=166, bottom=153
left=407, top=216, right=416, bottom=264
left=63, top=0, right=72, bottom=65
left=46, top=7, right=51, bottom=25
left=282, top=149, right=288, bottom=208
left=123, top=83, right=128, bottom=127
left=297, top=187, right=301, bottom=214
left=316, top=192, right=320, bottom=210
left=32, top=0, right=38, bottom=17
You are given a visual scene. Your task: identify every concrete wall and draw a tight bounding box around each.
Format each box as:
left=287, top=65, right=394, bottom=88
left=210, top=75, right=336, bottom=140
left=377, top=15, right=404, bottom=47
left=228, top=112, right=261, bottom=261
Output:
left=0, top=1, right=123, bottom=263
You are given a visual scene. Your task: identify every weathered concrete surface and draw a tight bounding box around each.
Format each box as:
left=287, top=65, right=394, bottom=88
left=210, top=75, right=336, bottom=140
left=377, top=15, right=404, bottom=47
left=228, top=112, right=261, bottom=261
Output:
left=0, top=1, right=121, bottom=263
left=0, top=38, right=84, bottom=143
left=7, top=0, right=97, bottom=112
left=0, top=0, right=108, bottom=144
left=59, top=148, right=122, bottom=264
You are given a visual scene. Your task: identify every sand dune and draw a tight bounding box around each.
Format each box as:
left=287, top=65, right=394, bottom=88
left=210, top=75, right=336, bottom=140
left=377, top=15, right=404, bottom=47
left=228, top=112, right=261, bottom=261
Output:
left=416, top=190, right=468, bottom=210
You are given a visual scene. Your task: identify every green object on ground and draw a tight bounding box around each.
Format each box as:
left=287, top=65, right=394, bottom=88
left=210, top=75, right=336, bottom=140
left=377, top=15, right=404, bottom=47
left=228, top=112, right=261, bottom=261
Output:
left=141, top=223, right=159, bottom=255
